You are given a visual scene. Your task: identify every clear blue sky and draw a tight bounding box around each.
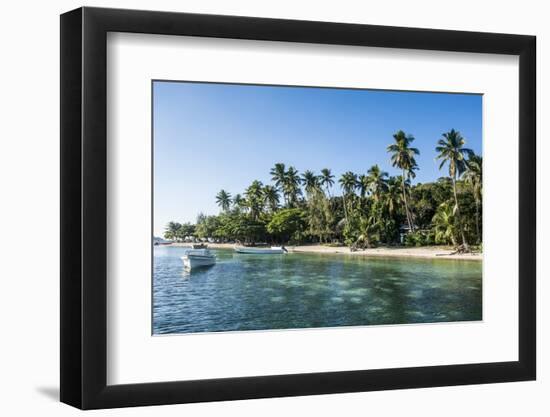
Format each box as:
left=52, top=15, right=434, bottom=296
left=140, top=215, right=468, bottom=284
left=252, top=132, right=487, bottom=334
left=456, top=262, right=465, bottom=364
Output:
left=153, top=81, right=482, bottom=237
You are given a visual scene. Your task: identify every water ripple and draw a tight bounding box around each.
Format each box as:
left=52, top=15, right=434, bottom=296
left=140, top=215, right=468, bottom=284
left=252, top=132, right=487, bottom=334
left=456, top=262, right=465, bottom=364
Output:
left=153, top=247, right=482, bottom=334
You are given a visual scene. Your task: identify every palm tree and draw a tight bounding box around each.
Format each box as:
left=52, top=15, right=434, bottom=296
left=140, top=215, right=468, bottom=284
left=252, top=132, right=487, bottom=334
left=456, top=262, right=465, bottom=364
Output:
left=244, top=180, right=264, bottom=220
left=301, top=170, right=320, bottom=195
left=367, top=164, right=389, bottom=201
left=357, top=174, right=370, bottom=198
left=339, top=171, right=358, bottom=223
left=270, top=163, right=287, bottom=205
left=387, top=130, right=419, bottom=233
left=357, top=213, right=382, bottom=248
left=232, top=193, right=244, bottom=211
left=435, top=129, right=473, bottom=249
left=383, top=176, right=402, bottom=218
left=262, top=185, right=280, bottom=212
left=164, top=221, right=181, bottom=241
left=319, top=168, right=335, bottom=197
left=215, top=189, right=232, bottom=212
left=283, top=166, right=302, bottom=207
left=379, top=177, right=402, bottom=245
left=464, top=153, right=482, bottom=243
left=432, top=202, right=457, bottom=246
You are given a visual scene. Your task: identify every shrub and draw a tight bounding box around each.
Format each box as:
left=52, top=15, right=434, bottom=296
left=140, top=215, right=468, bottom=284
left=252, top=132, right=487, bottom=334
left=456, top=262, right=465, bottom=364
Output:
left=404, top=230, right=434, bottom=247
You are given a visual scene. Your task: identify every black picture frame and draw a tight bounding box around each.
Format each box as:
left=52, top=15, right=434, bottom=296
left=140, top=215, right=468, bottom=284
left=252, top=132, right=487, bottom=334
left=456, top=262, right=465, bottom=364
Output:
left=60, top=6, right=536, bottom=410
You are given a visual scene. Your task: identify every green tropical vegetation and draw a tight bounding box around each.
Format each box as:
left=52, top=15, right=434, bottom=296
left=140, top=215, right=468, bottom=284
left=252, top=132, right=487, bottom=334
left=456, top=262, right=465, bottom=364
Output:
left=164, top=129, right=482, bottom=251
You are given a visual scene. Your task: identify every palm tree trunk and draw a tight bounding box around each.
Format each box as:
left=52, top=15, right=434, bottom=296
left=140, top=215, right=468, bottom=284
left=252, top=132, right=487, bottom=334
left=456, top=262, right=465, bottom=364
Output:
left=452, top=177, right=469, bottom=250
left=365, top=234, right=371, bottom=249
left=342, top=193, right=349, bottom=223
left=401, top=171, right=413, bottom=233
left=281, top=190, right=287, bottom=207
left=326, top=187, right=333, bottom=213
left=475, top=197, right=481, bottom=244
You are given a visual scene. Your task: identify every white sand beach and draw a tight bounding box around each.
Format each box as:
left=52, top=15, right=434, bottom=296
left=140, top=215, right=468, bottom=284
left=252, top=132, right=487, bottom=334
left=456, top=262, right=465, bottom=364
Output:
left=167, top=242, right=482, bottom=261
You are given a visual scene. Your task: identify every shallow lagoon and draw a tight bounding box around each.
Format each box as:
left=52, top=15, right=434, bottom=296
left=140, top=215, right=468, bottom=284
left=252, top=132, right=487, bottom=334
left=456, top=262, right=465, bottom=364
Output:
left=153, top=246, right=482, bottom=334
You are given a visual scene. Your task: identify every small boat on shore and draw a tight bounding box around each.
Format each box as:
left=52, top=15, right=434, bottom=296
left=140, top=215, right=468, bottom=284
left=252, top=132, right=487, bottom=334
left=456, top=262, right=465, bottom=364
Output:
left=234, top=246, right=287, bottom=254
left=181, top=249, right=216, bottom=270
left=191, top=243, right=208, bottom=249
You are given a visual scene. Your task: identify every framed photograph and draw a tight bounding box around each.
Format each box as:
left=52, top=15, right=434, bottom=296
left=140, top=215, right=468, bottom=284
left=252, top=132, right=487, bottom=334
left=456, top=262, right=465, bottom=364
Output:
left=60, top=7, right=536, bottom=409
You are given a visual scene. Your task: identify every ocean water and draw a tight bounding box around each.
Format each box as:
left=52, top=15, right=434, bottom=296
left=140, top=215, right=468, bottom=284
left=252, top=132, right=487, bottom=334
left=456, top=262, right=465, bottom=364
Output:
left=153, top=246, right=482, bottom=334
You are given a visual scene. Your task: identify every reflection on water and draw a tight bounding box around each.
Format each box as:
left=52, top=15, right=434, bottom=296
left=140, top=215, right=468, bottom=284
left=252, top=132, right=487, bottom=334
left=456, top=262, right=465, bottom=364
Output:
left=153, top=246, right=482, bottom=334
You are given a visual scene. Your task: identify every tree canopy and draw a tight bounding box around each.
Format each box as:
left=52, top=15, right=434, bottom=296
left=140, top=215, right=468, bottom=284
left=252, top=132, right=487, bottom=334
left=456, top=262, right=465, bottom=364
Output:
left=164, top=130, right=482, bottom=250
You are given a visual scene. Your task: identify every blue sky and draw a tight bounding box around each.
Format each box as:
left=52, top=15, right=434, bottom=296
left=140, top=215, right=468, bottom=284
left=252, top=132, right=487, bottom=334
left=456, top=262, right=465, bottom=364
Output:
left=153, top=81, right=482, bottom=236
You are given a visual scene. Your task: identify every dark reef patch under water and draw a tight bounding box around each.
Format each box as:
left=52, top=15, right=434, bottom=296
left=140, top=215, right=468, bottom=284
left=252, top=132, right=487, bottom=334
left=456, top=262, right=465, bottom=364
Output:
left=153, top=246, right=482, bottom=334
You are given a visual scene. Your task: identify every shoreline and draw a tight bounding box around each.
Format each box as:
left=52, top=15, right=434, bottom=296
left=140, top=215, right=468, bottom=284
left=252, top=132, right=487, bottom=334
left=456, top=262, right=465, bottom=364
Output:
left=167, top=242, right=482, bottom=261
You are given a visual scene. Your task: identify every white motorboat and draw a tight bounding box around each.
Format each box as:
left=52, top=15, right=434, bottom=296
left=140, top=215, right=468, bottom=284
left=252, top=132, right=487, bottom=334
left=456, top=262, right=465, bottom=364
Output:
left=234, top=246, right=287, bottom=254
left=181, top=249, right=216, bottom=270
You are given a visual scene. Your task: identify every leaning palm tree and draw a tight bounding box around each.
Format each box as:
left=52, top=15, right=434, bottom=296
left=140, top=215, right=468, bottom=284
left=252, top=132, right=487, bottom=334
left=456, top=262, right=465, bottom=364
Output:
left=367, top=164, right=389, bottom=201
left=387, top=130, right=419, bottom=233
left=215, top=189, right=232, bottom=212
left=435, top=129, right=473, bottom=250
left=283, top=166, right=302, bottom=207
left=339, top=171, right=358, bottom=223
left=319, top=168, right=335, bottom=197
left=464, top=153, right=482, bottom=244
left=262, top=185, right=280, bottom=212
left=270, top=163, right=287, bottom=205
left=301, top=170, right=320, bottom=195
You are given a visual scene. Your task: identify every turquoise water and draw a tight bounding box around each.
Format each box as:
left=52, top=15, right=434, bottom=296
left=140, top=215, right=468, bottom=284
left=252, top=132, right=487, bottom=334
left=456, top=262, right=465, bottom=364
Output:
left=153, top=246, right=482, bottom=334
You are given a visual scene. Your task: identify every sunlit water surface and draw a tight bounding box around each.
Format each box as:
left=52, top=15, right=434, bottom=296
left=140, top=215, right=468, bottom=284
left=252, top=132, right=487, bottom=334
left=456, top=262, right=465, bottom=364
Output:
left=153, top=246, right=482, bottom=334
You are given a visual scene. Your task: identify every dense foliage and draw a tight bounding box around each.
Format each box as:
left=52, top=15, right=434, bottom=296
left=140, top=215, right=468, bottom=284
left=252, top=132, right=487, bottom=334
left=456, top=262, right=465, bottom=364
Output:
left=164, top=130, right=482, bottom=249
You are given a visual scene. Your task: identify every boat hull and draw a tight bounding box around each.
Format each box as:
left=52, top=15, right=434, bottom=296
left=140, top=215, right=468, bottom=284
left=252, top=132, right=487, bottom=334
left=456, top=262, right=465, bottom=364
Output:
left=181, top=249, right=216, bottom=269
left=191, top=243, right=207, bottom=249
left=234, top=246, right=286, bottom=254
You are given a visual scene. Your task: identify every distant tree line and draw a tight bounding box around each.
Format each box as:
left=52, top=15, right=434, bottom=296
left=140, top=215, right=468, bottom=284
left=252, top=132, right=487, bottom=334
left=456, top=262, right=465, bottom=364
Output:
left=164, top=129, right=482, bottom=250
